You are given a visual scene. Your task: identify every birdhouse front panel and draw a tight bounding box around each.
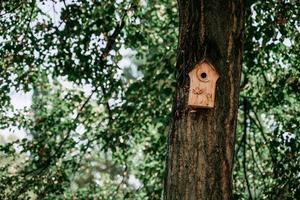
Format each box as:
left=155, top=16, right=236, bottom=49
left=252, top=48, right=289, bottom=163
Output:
left=188, top=60, right=219, bottom=109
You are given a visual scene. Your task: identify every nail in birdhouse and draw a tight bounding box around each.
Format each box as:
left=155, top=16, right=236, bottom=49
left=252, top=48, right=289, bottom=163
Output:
left=188, top=60, right=219, bottom=109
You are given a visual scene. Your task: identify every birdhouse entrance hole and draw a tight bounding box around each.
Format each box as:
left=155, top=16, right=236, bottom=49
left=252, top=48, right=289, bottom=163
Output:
left=200, top=72, right=207, bottom=79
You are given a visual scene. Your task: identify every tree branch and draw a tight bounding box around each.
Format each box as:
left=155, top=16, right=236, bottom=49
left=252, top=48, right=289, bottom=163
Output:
left=56, top=87, right=98, bottom=153
left=243, top=99, right=253, bottom=200
left=251, top=109, right=268, bottom=143
left=99, top=19, right=126, bottom=62
left=100, top=85, right=113, bottom=123
left=0, top=3, right=23, bottom=17
left=246, top=142, right=266, bottom=189
left=110, top=164, right=128, bottom=198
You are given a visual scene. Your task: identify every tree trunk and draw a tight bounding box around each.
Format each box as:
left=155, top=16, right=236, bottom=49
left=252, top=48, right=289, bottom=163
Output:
left=164, top=0, right=245, bottom=199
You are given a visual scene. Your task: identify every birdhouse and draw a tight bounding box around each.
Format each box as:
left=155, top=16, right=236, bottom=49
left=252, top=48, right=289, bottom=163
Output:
left=188, top=60, right=219, bottom=109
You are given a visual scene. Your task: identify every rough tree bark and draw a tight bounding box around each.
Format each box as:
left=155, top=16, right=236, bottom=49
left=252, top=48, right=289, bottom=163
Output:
left=164, top=0, right=245, bottom=199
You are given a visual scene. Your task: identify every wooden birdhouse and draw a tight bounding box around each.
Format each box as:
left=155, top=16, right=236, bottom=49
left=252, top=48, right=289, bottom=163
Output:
left=188, top=60, right=219, bottom=109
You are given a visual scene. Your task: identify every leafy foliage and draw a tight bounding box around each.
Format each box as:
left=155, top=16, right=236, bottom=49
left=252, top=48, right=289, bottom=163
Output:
left=0, top=0, right=299, bottom=199
left=234, top=1, right=300, bottom=199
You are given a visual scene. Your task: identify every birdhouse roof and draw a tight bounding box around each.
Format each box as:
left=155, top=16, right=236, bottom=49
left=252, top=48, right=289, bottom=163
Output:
left=189, top=59, right=219, bottom=78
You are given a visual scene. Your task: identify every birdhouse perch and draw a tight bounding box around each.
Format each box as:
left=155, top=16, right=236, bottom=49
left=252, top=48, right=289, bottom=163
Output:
left=188, top=60, right=219, bottom=109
